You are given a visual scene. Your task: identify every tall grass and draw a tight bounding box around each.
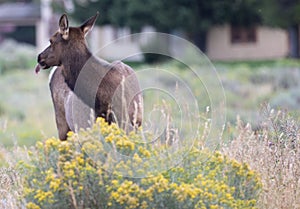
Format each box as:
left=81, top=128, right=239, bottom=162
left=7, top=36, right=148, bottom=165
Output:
left=223, top=104, right=300, bottom=209
left=0, top=144, right=29, bottom=208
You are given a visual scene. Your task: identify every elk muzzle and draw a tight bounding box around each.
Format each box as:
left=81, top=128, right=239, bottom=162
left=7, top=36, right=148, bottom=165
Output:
left=35, top=52, right=52, bottom=74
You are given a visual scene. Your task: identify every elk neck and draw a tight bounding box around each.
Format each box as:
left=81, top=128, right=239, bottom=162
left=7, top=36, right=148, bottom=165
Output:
left=61, top=46, right=93, bottom=90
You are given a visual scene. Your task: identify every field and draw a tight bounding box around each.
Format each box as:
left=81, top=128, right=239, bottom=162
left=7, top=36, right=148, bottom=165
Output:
left=1, top=57, right=300, bottom=146
left=0, top=40, right=300, bottom=208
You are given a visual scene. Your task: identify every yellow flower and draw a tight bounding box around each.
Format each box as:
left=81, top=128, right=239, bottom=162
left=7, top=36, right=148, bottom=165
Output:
left=105, top=134, right=114, bottom=143
left=145, top=186, right=154, bottom=198
left=67, top=131, right=74, bottom=137
left=111, top=191, right=120, bottom=199
left=142, top=149, right=151, bottom=157
left=133, top=153, right=143, bottom=163
left=45, top=168, right=55, bottom=183
left=117, top=186, right=124, bottom=193
left=26, top=202, right=41, bottom=209
left=140, top=201, right=148, bottom=209
left=127, top=170, right=133, bottom=176
left=76, top=155, right=85, bottom=166
left=225, top=193, right=233, bottom=201
left=45, top=137, right=60, bottom=149
left=32, top=178, right=38, bottom=184
left=23, top=187, right=34, bottom=196
left=114, top=129, right=122, bottom=135
left=96, top=117, right=104, bottom=124
left=138, top=147, right=151, bottom=157
left=36, top=141, right=43, bottom=149
left=127, top=196, right=139, bottom=208
left=34, top=190, right=54, bottom=203
left=49, top=178, right=61, bottom=192
left=128, top=142, right=135, bottom=150
left=111, top=179, right=119, bottom=186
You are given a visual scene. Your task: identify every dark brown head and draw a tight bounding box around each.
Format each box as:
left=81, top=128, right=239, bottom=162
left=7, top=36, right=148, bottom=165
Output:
left=36, top=12, right=99, bottom=73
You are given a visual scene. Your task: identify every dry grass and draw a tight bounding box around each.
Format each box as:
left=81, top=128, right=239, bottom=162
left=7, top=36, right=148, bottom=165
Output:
left=0, top=145, right=29, bottom=209
left=222, top=104, right=300, bottom=209
left=0, top=166, right=23, bottom=208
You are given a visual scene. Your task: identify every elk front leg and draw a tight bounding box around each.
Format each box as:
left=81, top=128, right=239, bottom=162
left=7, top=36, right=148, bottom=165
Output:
left=49, top=67, right=71, bottom=140
left=51, top=95, right=70, bottom=140
left=55, top=108, right=70, bottom=141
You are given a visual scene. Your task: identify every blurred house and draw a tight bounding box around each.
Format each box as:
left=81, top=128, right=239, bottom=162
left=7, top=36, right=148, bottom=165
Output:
left=0, top=1, right=55, bottom=51
left=89, top=26, right=149, bottom=61
left=0, top=2, right=290, bottom=61
left=0, top=2, right=40, bottom=45
left=93, top=25, right=290, bottom=61
left=206, top=24, right=289, bottom=61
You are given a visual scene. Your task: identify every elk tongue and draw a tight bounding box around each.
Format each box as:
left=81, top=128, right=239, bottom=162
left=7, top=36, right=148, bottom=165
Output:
left=35, top=64, right=41, bottom=74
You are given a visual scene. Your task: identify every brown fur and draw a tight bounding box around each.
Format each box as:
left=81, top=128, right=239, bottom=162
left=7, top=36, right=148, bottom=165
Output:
left=37, top=13, right=143, bottom=140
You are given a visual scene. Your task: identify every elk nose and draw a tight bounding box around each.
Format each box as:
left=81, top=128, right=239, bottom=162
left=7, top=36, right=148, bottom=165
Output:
left=37, top=54, right=41, bottom=63
left=37, top=54, right=47, bottom=67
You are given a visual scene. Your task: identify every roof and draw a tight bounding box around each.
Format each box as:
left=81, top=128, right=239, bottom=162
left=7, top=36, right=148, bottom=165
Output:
left=0, top=3, right=40, bottom=25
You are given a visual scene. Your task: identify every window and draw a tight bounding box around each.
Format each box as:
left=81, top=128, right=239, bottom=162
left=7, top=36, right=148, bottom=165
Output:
left=231, top=26, right=257, bottom=44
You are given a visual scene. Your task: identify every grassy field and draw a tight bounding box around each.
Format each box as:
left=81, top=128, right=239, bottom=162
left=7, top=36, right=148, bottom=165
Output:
left=1, top=58, right=300, bottom=146
left=0, top=40, right=300, bottom=208
left=0, top=70, right=56, bottom=146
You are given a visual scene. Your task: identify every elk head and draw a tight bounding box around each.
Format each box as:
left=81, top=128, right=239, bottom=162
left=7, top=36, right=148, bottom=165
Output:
left=35, top=12, right=99, bottom=73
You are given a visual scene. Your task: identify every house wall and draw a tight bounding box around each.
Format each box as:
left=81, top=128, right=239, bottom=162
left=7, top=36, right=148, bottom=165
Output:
left=92, top=26, right=143, bottom=62
left=207, top=24, right=289, bottom=61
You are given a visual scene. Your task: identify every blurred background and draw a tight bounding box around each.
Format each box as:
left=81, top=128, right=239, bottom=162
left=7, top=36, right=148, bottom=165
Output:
left=0, top=0, right=300, bottom=146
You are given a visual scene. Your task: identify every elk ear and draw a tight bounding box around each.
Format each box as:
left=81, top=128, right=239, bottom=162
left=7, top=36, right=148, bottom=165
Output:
left=80, top=12, right=99, bottom=36
left=59, top=14, right=69, bottom=40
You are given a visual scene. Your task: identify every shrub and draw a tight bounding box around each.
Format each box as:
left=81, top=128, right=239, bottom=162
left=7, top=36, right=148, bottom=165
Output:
left=270, top=87, right=300, bottom=110
left=19, top=118, right=261, bottom=209
left=249, top=68, right=274, bottom=84
left=272, top=68, right=300, bottom=90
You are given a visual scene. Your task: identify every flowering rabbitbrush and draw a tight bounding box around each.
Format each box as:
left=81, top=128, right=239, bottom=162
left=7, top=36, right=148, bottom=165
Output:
left=21, top=118, right=261, bottom=209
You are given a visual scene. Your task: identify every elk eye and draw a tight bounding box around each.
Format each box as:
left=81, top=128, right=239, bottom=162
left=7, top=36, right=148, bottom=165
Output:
left=49, top=39, right=54, bottom=44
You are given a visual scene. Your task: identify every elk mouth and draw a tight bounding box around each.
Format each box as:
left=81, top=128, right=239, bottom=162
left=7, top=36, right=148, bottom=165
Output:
left=35, top=63, right=50, bottom=74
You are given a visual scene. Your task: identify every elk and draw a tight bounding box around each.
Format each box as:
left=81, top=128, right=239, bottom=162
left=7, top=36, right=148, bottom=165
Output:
left=35, top=13, right=143, bottom=140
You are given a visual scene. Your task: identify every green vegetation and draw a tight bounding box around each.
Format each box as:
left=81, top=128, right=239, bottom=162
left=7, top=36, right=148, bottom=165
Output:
left=1, top=58, right=300, bottom=146
left=0, top=39, right=36, bottom=74
left=0, top=39, right=299, bottom=208
left=215, top=58, right=300, bottom=69
left=0, top=69, right=56, bottom=146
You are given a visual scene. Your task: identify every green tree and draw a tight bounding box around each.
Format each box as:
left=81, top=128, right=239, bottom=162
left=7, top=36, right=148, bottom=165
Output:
left=261, top=0, right=300, bottom=58
left=65, top=0, right=113, bottom=25
left=65, top=0, right=262, bottom=52
left=113, top=0, right=262, bottom=51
